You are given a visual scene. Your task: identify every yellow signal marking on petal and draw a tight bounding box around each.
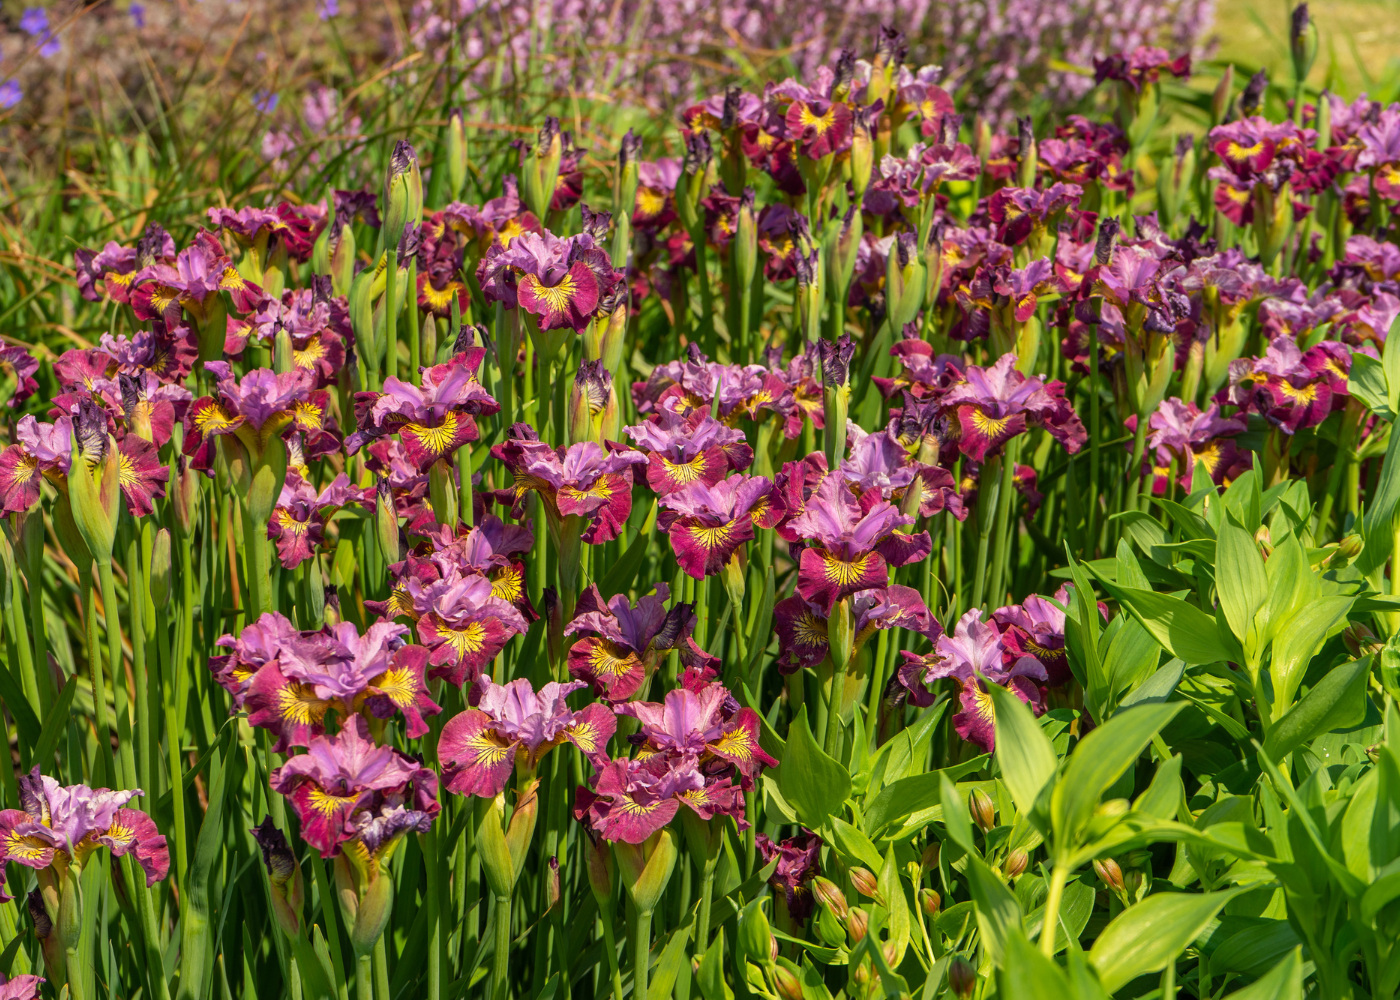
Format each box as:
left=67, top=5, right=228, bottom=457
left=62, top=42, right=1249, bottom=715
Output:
left=636, top=188, right=667, bottom=218
left=797, top=103, right=837, bottom=135
left=971, top=685, right=995, bottom=723
left=220, top=267, right=249, bottom=290
left=194, top=404, right=238, bottom=434
left=794, top=610, right=828, bottom=648
left=616, top=798, right=665, bottom=818
left=588, top=641, right=639, bottom=678
left=687, top=522, right=734, bottom=551
left=371, top=666, right=418, bottom=708
left=497, top=219, right=528, bottom=246
left=3, top=831, right=52, bottom=862
left=292, top=400, right=325, bottom=431
left=1277, top=381, right=1318, bottom=403
left=1222, top=186, right=1251, bottom=206
left=1225, top=140, right=1265, bottom=161
left=490, top=565, right=525, bottom=604
left=968, top=409, right=1015, bottom=437
left=440, top=620, right=488, bottom=657
left=274, top=509, right=311, bottom=535
left=104, top=821, right=135, bottom=848
left=422, top=281, right=463, bottom=312
left=106, top=271, right=135, bottom=290
left=565, top=721, right=603, bottom=754
left=117, top=452, right=143, bottom=492
left=404, top=413, right=461, bottom=457
left=385, top=585, right=417, bottom=620
left=7, top=452, right=38, bottom=485
left=1194, top=442, right=1223, bottom=475
left=1023, top=638, right=1064, bottom=662
left=463, top=728, right=513, bottom=766
left=708, top=729, right=754, bottom=762
left=307, top=788, right=358, bottom=816
left=521, top=272, right=579, bottom=314
left=294, top=338, right=328, bottom=369
left=559, top=480, right=614, bottom=503
left=820, top=551, right=877, bottom=586
left=149, top=286, right=180, bottom=314
left=660, top=455, right=708, bottom=485
left=276, top=682, right=328, bottom=726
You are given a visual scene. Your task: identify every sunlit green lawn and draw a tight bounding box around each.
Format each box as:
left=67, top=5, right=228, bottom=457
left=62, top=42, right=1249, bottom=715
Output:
left=1211, top=0, right=1400, bottom=98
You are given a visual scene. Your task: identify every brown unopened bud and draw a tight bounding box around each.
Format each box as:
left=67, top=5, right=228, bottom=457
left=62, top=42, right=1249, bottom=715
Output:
left=918, top=887, right=941, bottom=917
left=1005, top=849, right=1029, bottom=879
left=847, top=906, right=869, bottom=942
left=948, top=956, right=977, bottom=998
left=920, top=842, right=941, bottom=872
left=812, top=876, right=849, bottom=920
left=1345, top=622, right=1385, bottom=658
left=969, top=788, right=996, bottom=832
left=849, top=867, right=880, bottom=900
left=1093, top=857, right=1124, bottom=893
left=27, top=889, right=52, bottom=939
left=773, top=964, right=803, bottom=1000
left=852, top=961, right=871, bottom=987
left=546, top=856, right=562, bottom=912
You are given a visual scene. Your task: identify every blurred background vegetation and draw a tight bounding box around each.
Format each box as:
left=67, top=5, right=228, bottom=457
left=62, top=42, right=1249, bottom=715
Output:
left=0, top=0, right=1395, bottom=375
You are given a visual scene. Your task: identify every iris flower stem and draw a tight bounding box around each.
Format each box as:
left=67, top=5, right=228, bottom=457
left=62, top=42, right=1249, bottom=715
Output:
left=695, top=867, right=716, bottom=958
left=424, top=826, right=442, bottom=1000
left=969, top=454, right=1003, bottom=612
left=492, top=893, right=511, bottom=1000
left=408, top=260, right=421, bottom=382
left=695, top=243, right=717, bottom=360
left=373, top=936, right=390, bottom=1000
left=311, top=860, right=350, bottom=1000
left=632, top=906, right=653, bottom=1000
left=99, top=557, right=139, bottom=791
left=599, top=898, right=625, bottom=1000
left=84, top=564, right=117, bottom=785
left=160, top=604, right=189, bottom=897
left=66, top=946, right=88, bottom=1000
left=21, top=517, right=53, bottom=714
left=3, top=583, right=39, bottom=720
left=385, top=250, right=399, bottom=386
left=458, top=444, right=474, bottom=529
left=1124, top=415, right=1147, bottom=515
left=1087, top=327, right=1102, bottom=557
left=356, top=954, right=373, bottom=1000
left=1038, top=864, right=1069, bottom=958
left=986, top=445, right=1018, bottom=611
left=126, top=532, right=153, bottom=799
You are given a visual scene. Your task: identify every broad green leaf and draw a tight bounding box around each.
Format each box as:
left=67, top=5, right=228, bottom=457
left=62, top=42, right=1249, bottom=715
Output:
left=830, top=817, right=884, bottom=872
left=1262, top=656, right=1371, bottom=762
left=1154, top=498, right=1215, bottom=539
left=1360, top=424, right=1400, bottom=574
left=696, top=927, right=733, bottom=1000
left=939, top=772, right=977, bottom=857
left=1116, top=659, right=1184, bottom=712
left=1117, top=510, right=1174, bottom=566
left=178, top=734, right=231, bottom=1000
left=1268, top=595, right=1353, bottom=717
left=1349, top=351, right=1393, bottom=417
left=878, top=847, right=911, bottom=964
left=1221, top=947, right=1303, bottom=1000
left=1102, top=616, right=1163, bottom=714
left=1133, top=754, right=1185, bottom=820
left=986, top=681, right=1059, bottom=820
left=1025, top=879, right=1095, bottom=954
left=966, top=855, right=1022, bottom=962
left=1114, top=538, right=1151, bottom=590
left=1052, top=703, right=1181, bottom=851
left=1088, top=887, right=1248, bottom=993
left=1258, top=532, right=1319, bottom=647
left=32, top=674, right=77, bottom=771
left=1209, top=920, right=1302, bottom=980
left=1097, top=579, right=1238, bottom=665
left=0, top=658, right=39, bottom=754
left=776, top=705, right=850, bottom=828
left=1387, top=313, right=1400, bottom=415
left=997, top=930, right=1072, bottom=999
left=1215, top=517, right=1267, bottom=645
left=864, top=756, right=989, bottom=836
left=647, top=923, right=694, bottom=1000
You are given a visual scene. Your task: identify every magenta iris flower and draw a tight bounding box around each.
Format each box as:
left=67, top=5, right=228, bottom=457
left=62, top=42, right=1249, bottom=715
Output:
left=564, top=582, right=711, bottom=702
left=438, top=677, right=616, bottom=797
left=348, top=357, right=500, bottom=472
left=757, top=830, right=822, bottom=920
left=941, top=354, right=1086, bottom=462
left=658, top=473, right=781, bottom=579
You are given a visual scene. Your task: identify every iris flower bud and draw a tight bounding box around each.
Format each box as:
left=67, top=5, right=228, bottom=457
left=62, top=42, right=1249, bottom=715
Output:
left=375, top=477, right=400, bottom=566
left=851, top=107, right=876, bottom=199
left=1289, top=5, right=1318, bottom=86
left=812, top=876, right=849, bottom=920
left=446, top=107, right=469, bottom=201
left=253, top=816, right=305, bottom=939
left=1212, top=64, right=1235, bottom=126
left=948, top=956, right=977, bottom=998
left=382, top=140, right=422, bottom=253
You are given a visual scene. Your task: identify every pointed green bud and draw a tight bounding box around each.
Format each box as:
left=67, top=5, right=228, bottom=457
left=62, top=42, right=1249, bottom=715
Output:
left=382, top=140, right=422, bottom=253
left=614, top=828, right=679, bottom=915
left=375, top=478, right=401, bottom=566
left=446, top=107, right=469, bottom=201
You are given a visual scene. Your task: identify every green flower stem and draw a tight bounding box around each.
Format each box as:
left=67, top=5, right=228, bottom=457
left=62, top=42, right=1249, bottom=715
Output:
left=1038, top=865, right=1069, bottom=958
left=492, top=893, right=512, bottom=1000
left=311, top=859, right=351, bottom=1000
left=373, top=936, right=390, bottom=1000
left=385, top=250, right=399, bottom=387
left=356, top=954, right=373, bottom=1000
left=1087, top=325, right=1102, bottom=556
left=21, top=517, right=53, bottom=714
left=599, top=897, right=625, bottom=1000
left=66, top=946, right=88, bottom=1000
left=986, top=444, right=1018, bottom=611
left=424, top=825, right=442, bottom=1000
left=97, top=560, right=129, bottom=787
left=1124, top=410, right=1147, bottom=514
left=458, top=444, right=474, bottom=529
left=969, top=453, right=1003, bottom=612
left=632, top=906, right=653, bottom=1000
left=408, top=259, right=421, bottom=381
left=126, top=532, right=153, bottom=798
left=695, top=865, right=716, bottom=959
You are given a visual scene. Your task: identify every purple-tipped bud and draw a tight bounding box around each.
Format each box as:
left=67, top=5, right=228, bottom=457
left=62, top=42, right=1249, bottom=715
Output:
left=253, top=816, right=304, bottom=938
left=375, top=477, right=400, bottom=566
left=1344, top=623, right=1384, bottom=658
left=1211, top=64, right=1235, bottom=125
left=851, top=106, right=876, bottom=198
left=580, top=204, right=612, bottom=242
left=874, top=24, right=907, bottom=69
left=74, top=397, right=108, bottom=466
left=846, top=906, right=869, bottom=942
left=818, top=334, right=854, bottom=388
left=683, top=130, right=713, bottom=175
left=1241, top=69, right=1268, bottom=116
left=583, top=833, right=614, bottom=905
left=832, top=49, right=857, bottom=97
left=721, top=86, right=742, bottom=131
left=849, top=867, right=880, bottom=900
left=939, top=112, right=963, bottom=146
left=569, top=360, right=613, bottom=446
left=135, top=223, right=172, bottom=268
left=619, top=129, right=642, bottom=171
left=969, top=788, right=996, bottom=832
left=27, top=889, right=52, bottom=939
left=323, top=585, right=342, bottom=627
left=383, top=140, right=422, bottom=251
left=1094, top=217, right=1121, bottom=266
left=446, top=107, right=469, bottom=201
left=547, top=856, right=562, bottom=912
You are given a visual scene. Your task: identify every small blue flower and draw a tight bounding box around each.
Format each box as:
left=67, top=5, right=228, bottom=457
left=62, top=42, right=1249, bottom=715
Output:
left=130, top=3, right=146, bottom=27
left=253, top=91, right=279, bottom=114
left=317, top=0, right=339, bottom=18
left=18, top=7, right=48, bottom=36
left=0, top=81, right=23, bottom=110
